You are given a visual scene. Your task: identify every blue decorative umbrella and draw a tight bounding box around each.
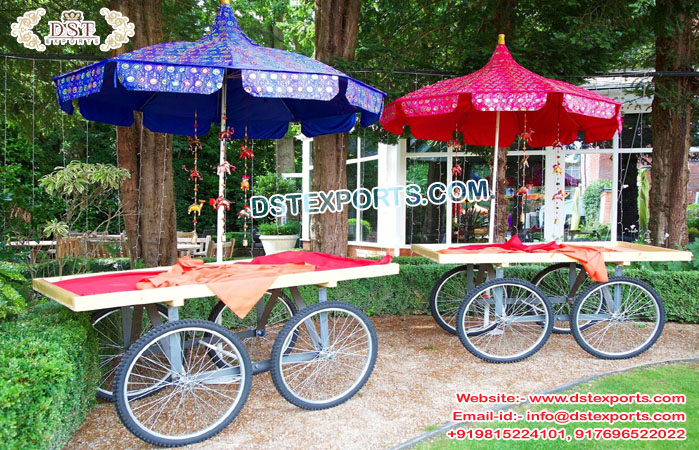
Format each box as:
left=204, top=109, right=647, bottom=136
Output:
left=53, top=0, right=385, bottom=260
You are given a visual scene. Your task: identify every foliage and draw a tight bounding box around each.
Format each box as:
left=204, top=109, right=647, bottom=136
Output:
left=39, top=161, right=129, bottom=235
left=0, top=262, right=26, bottom=320
left=257, top=220, right=300, bottom=236
left=348, top=218, right=372, bottom=236
left=0, top=302, right=99, bottom=449
left=638, top=168, right=650, bottom=232
left=582, top=179, right=612, bottom=227
left=251, top=172, right=299, bottom=199
left=173, top=258, right=699, bottom=323
left=688, top=204, right=699, bottom=229
left=689, top=227, right=699, bottom=242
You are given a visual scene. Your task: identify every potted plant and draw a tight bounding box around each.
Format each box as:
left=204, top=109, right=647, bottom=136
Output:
left=257, top=220, right=300, bottom=254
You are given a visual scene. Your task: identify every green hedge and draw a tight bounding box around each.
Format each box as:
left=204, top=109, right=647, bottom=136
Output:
left=179, top=257, right=699, bottom=323
left=0, top=302, right=99, bottom=449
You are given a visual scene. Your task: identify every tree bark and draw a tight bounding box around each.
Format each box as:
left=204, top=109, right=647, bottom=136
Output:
left=648, top=0, right=696, bottom=248
left=111, top=0, right=177, bottom=266
left=494, top=147, right=509, bottom=242
left=311, top=0, right=360, bottom=255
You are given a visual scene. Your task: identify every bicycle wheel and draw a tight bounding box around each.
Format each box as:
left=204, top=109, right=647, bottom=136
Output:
left=114, top=319, right=252, bottom=447
left=270, top=301, right=377, bottom=410
left=429, top=265, right=480, bottom=334
left=208, top=291, right=296, bottom=362
left=91, top=305, right=168, bottom=401
left=570, top=277, right=665, bottom=359
left=532, top=263, right=593, bottom=334
left=456, top=278, right=553, bottom=363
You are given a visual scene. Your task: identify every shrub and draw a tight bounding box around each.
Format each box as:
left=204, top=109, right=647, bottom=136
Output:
left=0, top=302, right=99, bottom=449
left=183, top=258, right=699, bottom=323
left=582, top=179, right=612, bottom=227
left=257, top=220, right=300, bottom=236
left=689, top=227, right=699, bottom=243
left=0, top=261, right=26, bottom=320
left=688, top=204, right=699, bottom=229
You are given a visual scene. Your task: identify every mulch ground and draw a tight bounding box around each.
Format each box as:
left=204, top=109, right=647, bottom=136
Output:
left=66, top=316, right=699, bottom=450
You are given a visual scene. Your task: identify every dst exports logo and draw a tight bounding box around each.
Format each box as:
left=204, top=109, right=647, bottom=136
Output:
left=10, top=8, right=134, bottom=52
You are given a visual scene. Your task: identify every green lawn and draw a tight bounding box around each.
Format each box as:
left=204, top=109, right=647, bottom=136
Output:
left=420, top=362, right=696, bottom=449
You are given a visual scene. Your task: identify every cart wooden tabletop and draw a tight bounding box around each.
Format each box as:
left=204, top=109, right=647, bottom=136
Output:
left=32, top=260, right=400, bottom=312
left=410, top=241, right=693, bottom=265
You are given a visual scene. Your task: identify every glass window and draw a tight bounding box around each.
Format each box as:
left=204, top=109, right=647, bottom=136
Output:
left=347, top=132, right=358, bottom=159
left=360, top=159, right=378, bottom=242
left=497, top=154, right=546, bottom=243
left=564, top=152, right=613, bottom=242
left=450, top=155, right=495, bottom=244
left=407, top=137, right=447, bottom=154
left=405, top=157, right=447, bottom=244
left=360, top=128, right=379, bottom=158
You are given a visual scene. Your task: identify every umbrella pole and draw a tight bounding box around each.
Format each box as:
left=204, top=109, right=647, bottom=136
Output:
left=216, top=77, right=227, bottom=263
left=487, top=110, right=501, bottom=243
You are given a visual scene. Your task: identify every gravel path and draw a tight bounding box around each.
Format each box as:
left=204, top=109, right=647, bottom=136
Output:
left=67, top=316, right=699, bottom=450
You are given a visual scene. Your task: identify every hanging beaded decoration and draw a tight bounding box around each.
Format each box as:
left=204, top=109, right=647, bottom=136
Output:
left=184, top=114, right=204, bottom=242
left=551, top=123, right=566, bottom=225
left=210, top=124, right=235, bottom=238
left=518, top=113, right=533, bottom=223
left=237, top=130, right=254, bottom=246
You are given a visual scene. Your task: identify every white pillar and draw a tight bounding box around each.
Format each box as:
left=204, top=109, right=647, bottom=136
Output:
left=216, top=79, right=227, bottom=262
left=377, top=142, right=401, bottom=254
left=301, top=139, right=311, bottom=242
left=610, top=132, right=620, bottom=242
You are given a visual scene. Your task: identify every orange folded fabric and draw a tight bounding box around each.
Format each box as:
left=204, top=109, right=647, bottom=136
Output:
left=438, top=236, right=613, bottom=282
left=136, top=257, right=315, bottom=318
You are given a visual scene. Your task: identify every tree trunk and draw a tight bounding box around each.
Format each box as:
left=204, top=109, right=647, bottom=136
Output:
left=648, top=0, right=696, bottom=248
left=494, top=147, right=509, bottom=242
left=311, top=0, right=360, bottom=255
left=112, top=0, right=177, bottom=266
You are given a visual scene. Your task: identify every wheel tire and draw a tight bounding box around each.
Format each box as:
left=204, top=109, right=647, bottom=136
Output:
left=570, top=277, right=665, bottom=360
left=270, top=301, right=378, bottom=410
left=456, top=278, right=553, bottom=363
left=113, top=319, right=252, bottom=447
left=429, top=265, right=479, bottom=335
left=208, top=291, right=296, bottom=365
left=91, top=305, right=168, bottom=401
left=532, top=263, right=591, bottom=334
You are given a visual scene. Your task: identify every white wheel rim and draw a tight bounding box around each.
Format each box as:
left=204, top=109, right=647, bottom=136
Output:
left=435, top=269, right=470, bottom=330
left=277, top=308, right=373, bottom=405
left=461, top=283, right=550, bottom=360
left=93, top=308, right=166, bottom=396
left=576, top=281, right=661, bottom=357
left=122, top=327, right=247, bottom=440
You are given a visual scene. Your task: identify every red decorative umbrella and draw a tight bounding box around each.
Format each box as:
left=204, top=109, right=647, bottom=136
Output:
left=381, top=35, right=621, bottom=242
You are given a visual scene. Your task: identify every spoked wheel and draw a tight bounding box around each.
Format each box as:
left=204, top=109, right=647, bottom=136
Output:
left=114, top=319, right=252, bottom=447
left=456, top=278, right=553, bottom=363
left=208, top=291, right=296, bottom=362
left=91, top=305, right=168, bottom=401
left=532, top=263, right=593, bottom=334
left=570, top=277, right=665, bottom=359
left=429, top=265, right=480, bottom=334
left=270, top=301, right=378, bottom=410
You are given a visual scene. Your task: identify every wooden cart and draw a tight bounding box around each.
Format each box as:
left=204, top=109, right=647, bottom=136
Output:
left=412, top=241, right=692, bottom=363
left=33, top=260, right=399, bottom=447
